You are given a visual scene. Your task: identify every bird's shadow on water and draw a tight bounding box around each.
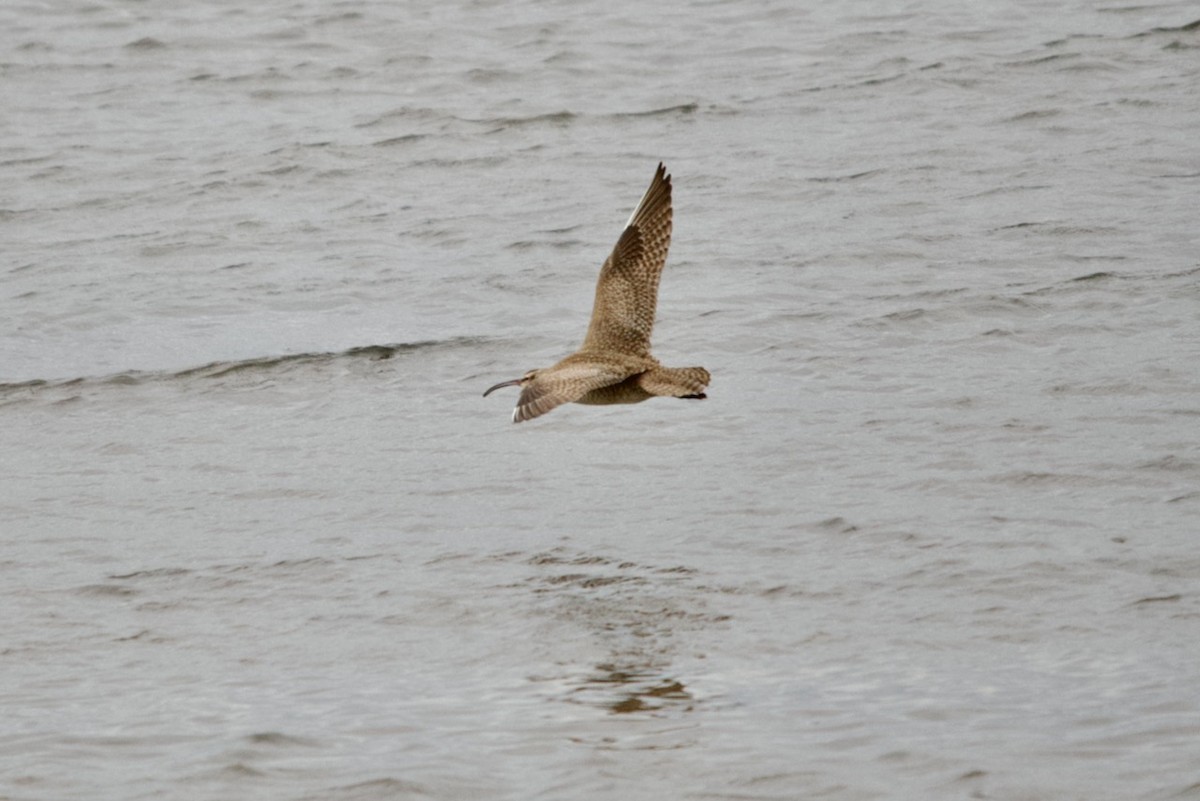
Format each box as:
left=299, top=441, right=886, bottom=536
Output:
left=569, top=663, right=695, bottom=715
left=515, top=547, right=725, bottom=718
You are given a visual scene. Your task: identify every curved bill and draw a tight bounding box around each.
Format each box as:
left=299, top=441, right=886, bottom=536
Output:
left=483, top=378, right=522, bottom=398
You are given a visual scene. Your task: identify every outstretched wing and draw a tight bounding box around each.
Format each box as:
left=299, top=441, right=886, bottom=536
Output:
left=580, top=163, right=673, bottom=356
left=513, top=363, right=629, bottom=423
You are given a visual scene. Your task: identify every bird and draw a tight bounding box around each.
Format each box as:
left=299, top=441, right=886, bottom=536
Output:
left=484, top=162, right=710, bottom=423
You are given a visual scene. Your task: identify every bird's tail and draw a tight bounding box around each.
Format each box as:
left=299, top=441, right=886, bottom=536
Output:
left=638, top=366, right=710, bottom=399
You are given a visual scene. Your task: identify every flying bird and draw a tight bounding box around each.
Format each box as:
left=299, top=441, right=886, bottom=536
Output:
left=484, top=163, right=709, bottom=423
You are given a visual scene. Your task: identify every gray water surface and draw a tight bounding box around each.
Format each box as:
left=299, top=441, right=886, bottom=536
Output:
left=3, top=1, right=1200, bottom=799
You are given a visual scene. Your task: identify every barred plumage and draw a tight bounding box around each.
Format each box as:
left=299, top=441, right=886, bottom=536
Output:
left=484, top=164, right=709, bottom=423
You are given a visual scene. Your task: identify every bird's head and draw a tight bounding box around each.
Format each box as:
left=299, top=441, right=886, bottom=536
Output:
left=482, top=369, right=538, bottom=397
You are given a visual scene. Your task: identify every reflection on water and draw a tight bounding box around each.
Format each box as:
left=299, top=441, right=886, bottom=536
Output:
left=571, top=664, right=694, bottom=715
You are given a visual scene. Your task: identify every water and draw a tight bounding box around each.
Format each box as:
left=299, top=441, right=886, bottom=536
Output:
left=4, top=1, right=1200, bottom=799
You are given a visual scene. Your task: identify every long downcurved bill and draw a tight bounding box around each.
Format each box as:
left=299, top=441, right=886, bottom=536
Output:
left=483, top=378, right=522, bottom=398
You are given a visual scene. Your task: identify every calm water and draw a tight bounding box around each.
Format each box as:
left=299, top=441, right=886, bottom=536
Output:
left=3, top=1, right=1200, bottom=799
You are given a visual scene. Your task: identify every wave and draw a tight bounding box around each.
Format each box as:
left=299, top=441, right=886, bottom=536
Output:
left=462, top=103, right=701, bottom=132
left=0, top=336, right=485, bottom=405
left=1132, top=18, right=1200, bottom=37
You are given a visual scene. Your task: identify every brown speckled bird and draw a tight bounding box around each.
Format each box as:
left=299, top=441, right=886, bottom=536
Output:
left=484, top=163, right=710, bottom=423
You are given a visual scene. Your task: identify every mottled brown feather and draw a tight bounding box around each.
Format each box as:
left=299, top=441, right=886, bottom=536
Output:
left=512, top=360, right=633, bottom=423
left=637, top=366, right=711, bottom=397
left=580, top=162, right=673, bottom=356
left=485, top=163, right=708, bottom=423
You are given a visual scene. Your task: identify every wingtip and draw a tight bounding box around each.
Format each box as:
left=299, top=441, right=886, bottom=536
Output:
left=624, top=161, right=673, bottom=229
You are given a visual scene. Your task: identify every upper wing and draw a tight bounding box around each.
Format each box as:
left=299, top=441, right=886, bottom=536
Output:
left=579, top=163, right=673, bottom=356
left=513, top=363, right=629, bottom=423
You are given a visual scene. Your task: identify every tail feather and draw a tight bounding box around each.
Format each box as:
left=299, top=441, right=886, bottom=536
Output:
left=638, top=366, right=710, bottom=398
